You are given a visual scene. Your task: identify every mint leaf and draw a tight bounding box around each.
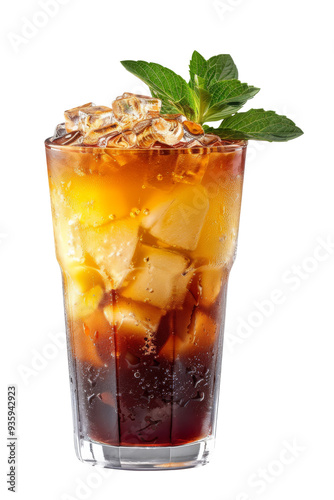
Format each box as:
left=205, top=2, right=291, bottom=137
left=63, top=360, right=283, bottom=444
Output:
left=205, top=109, right=304, bottom=142
left=189, top=51, right=207, bottom=85
left=203, top=80, right=260, bottom=122
left=206, top=55, right=238, bottom=86
left=191, top=75, right=212, bottom=123
left=157, top=99, right=181, bottom=115
left=121, top=60, right=197, bottom=120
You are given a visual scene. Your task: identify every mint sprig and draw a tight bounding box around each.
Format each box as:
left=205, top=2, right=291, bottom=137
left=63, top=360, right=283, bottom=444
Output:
left=121, top=52, right=303, bottom=142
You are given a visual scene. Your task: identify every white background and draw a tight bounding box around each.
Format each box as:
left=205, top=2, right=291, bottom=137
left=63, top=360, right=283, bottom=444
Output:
left=1, top=0, right=333, bottom=499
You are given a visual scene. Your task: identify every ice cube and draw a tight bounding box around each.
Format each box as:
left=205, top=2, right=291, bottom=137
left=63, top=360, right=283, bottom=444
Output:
left=172, top=151, right=209, bottom=185
left=160, top=114, right=186, bottom=122
left=82, top=124, right=121, bottom=145
left=174, top=290, right=198, bottom=341
left=112, top=93, right=161, bottom=125
left=158, top=304, right=217, bottom=359
left=64, top=102, right=94, bottom=132
left=50, top=188, right=85, bottom=266
left=191, top=267, right=225, bottom=308
left=174, top=309, right=216, bottom=356
left=141, top=150, right=208, bottom=191
left=136, top=117, right=184, bottom=148
left=132, top=118, right=153, bottom=135
left=135, top=123, right=158, bottom=148
left=78, top=106, right=115, bottom=132
left=64, top=173, right=131, bottom=227
left=122, top=92, right=161, bottom=116
left=141, top=193, right=175, bottom=229
left=142, top=185, right=209, bottom=251
left=98, top=131, right=136, bottom=148
left=104, top=297, right=163, bottom=356
left=81, top=308, right=115, bottom=363
left=155, top=118, right=184, bottom=145
left=199, top=267, right=225, bottom=307
left=158, top=334, right=175, bottom=361
left=191, top=175, right=243, bottom=266
left=189, top=310, right=217, bottom=349
left=122, top=244, right=190, bottom=309
left=112, top=94, right=142, bottom=123
left=200, top=134, right=222, bottom=146
left=142, top=153, right=178, bottom=190
left=85, top=219, right=139, bottom=289
left=105, top=297, right=162, bottom=333
left=174, top=267, right=194, bottom=308
left=71, top=320, right=104, bottom=368
left=53, top=122, right=67, bottom=139
left=50, top=130, right=83, bottom=146
left=183, top=139, right=204, bottom=148
left=65, top=263, right=105, bottom=294
left=66, top=282, right=104, bottom=320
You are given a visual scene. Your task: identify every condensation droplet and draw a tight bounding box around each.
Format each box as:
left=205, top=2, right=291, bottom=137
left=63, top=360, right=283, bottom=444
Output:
left=156, top=174, right=163, bottom=181
left=134, top=371, right=140, bottom=378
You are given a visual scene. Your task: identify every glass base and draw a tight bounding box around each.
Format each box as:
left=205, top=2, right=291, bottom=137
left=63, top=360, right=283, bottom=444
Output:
left=76, top=437, right=214, bottom=470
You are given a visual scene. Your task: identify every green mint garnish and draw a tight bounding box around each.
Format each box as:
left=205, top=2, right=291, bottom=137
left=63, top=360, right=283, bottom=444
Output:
left=121, top=51, right=303, bottom=142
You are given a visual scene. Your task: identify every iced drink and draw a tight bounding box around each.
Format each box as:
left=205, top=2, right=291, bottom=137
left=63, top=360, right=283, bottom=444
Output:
left=45, top=94, right=246, bottom=469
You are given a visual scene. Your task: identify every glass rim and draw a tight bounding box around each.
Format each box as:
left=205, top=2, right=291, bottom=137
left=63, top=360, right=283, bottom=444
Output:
left=44, top=137, right=248, bottom=154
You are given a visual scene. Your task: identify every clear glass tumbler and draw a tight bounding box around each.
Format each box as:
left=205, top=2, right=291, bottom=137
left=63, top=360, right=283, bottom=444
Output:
left=45, top=140, right=247, bottom=469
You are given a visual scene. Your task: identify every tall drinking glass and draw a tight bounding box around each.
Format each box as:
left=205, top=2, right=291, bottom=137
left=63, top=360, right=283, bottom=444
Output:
left=45, top=140, right=246, bottom=469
